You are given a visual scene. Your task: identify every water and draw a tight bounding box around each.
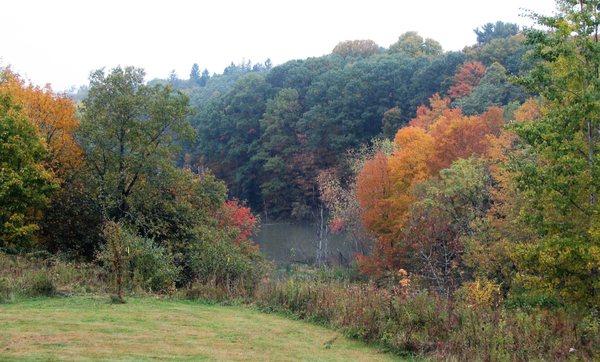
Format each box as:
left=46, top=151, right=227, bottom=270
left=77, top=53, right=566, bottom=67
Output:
left=253, top=222, right=355, bottom=266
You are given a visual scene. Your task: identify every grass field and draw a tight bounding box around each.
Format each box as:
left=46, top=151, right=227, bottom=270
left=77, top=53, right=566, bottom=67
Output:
left=0, top=296, right=397, bottom=361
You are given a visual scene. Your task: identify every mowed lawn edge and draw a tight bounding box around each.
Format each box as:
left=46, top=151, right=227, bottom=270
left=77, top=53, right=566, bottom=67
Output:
left=0, top=296, right=401, bottom=361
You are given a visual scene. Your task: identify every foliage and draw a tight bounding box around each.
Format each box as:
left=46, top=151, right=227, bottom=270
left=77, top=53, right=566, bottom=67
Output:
left=474, top=21, right=520, bottom=44
left=256, top=88, right=305, bottom=217
left=187, top=230, right=267, bottom=293
left=405, top=158, right=493, bottom=295
left=506, top=0, right=600, bottom=307
left=332, top=39, right=381, bottom=58
left=99, top=221, right=130, bottom=302
left=356, top=95, right=503, bottom=276
left=216, top=200, right=258, bottom=245
left=389, top=31, right=442, bottom=57
left=79, top=66, right=193, bottom=221
left=37, top=178, right=104, bottom=260
left=0, top=94, right=56, bottom=251
left=447, top=61, right=486, bottom=99
left=255, top=277, right=599, bottom=359
left=193, top=73, right=271, bottom=209
left=98, top=221, right=179, bottom=297
left=0, top=252, right=106, bottom=298
left=0, top=277, right=13, bottom=303
left=454, top=62, right=526, bottom=115
left=192, top=45, right=466, bottom=218
left=26, top=272, right=56, bottom=297
left=0, top=69, right=83, bottom=177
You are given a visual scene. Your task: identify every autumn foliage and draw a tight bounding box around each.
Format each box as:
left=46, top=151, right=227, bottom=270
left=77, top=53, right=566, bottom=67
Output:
left=356, top=94, right=504, bottom=276
left=447, top=61, right=486, bottom=99
left=217, top=200, right=259, bottom=245
left=0, top=70, right=82, bottom=177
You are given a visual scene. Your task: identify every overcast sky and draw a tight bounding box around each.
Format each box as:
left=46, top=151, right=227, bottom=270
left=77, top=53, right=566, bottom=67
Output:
left=1, top=0, right=556, bottom=91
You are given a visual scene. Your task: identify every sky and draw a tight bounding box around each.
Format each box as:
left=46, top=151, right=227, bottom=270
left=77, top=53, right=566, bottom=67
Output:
left=1, top=0, right=557, bottom=91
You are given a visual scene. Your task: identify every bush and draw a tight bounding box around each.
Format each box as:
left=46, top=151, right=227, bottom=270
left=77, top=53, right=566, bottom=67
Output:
left=187, top=228, right=268, bottom=294
left=26, top=272, right=56, bottom=297
left=0, top=252, right=105, bottom=297
left=0, top=277, right=13, bottom=303
left=185, top=281, right=230, bottom=303
left=98, top=222, right=178, bottom=297
left=129, top=236, right=179, bottom=293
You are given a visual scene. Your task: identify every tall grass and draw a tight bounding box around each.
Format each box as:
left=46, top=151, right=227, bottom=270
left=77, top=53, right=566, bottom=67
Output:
left=0, top=252, right=106, bottom=300
left=253, top=278, right=600, bottom=360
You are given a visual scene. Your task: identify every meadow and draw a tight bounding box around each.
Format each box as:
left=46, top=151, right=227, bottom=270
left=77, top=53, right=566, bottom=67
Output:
left=0, top=296, right=395, bottom=361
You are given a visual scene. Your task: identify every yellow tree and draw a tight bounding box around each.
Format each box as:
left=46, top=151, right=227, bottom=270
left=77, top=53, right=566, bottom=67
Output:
left=0, top=70, right=82, bottom=178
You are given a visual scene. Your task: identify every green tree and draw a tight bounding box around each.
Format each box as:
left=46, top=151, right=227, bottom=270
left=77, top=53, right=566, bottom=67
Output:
left=194, top=73, right=271, bottom=208
left=511, top=0, right=600, bottom=306
left=381, top=106, right=404, bottom=138
left=190, top=63, right=201, bottom=84
left=474, top=21, right=520, bottom=44
left=79, top=66, right=193, bottom=221
left=257, top=88, right=303, bottom=217
left=0, top=95, right=56, bottom=251
left=200, top=68, right=210, bottom=86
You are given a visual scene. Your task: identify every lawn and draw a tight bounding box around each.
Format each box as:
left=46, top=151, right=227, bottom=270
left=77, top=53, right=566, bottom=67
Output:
left=0, top=296, right=397, bottom=361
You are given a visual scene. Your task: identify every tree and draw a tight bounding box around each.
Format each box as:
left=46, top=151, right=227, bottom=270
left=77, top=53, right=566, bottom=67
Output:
left=454, top=62, right=525, bottom=115
left=356, top=127, right=437, bottom=276
left=0, top=69, right=82, bottom=177
left=200, top=68, right=210, bottom=86
left=79, top=66, right=193, bottom=221
left=428, top=106, right=504, bottom=170
left=508, top=0, right=600, bottom=306
left=405, top=158, right=493, bottom=296
left=447, top=61, right=486, bottom=99
left=332, top=39, right=380, bottom=58
left=0, top=94, right=56, bottom=251
left=100, top=221, right=130, bottom=303
left=257, top=88, right=303, bottom=218
left=216, top=200, right=258, bottom=245
left=389, top=32, right=442, bottom=57
left=355, top=94, right=506, bottom=277
left=381, top=107, right=404, bottom=138
left=190, top=63, right=201, bottom=84
left=474, top=21, right=520, bottom=44
left=189, top=34, right=464, bottom=217
left=194, top=73, right=271, bottom=209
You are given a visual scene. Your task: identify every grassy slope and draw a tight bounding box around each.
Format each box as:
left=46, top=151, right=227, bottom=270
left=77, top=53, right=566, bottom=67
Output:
left=0, top=296, right=397, bottom=361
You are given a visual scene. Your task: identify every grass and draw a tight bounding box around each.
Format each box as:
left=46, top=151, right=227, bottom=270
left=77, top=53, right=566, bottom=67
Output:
left=0, top=296, right=398, bottom=361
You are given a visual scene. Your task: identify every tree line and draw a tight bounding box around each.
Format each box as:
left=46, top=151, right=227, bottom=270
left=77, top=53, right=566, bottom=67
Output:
left=158, top=22, right=531, bottom=221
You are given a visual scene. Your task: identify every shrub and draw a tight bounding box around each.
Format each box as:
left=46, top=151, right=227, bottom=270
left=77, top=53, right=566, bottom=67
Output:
left=0, top=277, right=13, bottom=303
left=129, top=236, right=179, bottom=293
left=185, top=281, right=230, bottom=302
left=187, top=227, right=268, bottom=294
left=98, top=221, right=130, bottom=302
left=254, top=277, right=600, bottom=359
left=98, top=222, right=178, bottom=299
left=0, top=252, right=105, bottom=297
left=456, top=278, right=502, bottom=309
left=26, top=272, right=56, bottom=297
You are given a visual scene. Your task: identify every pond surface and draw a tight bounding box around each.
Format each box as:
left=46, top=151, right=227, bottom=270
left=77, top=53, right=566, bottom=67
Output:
left=253, top=222, right=355, bottom=266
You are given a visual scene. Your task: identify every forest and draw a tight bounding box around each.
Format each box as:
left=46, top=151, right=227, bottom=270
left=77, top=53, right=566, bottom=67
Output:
left=1, top=0, right=599, bottom=360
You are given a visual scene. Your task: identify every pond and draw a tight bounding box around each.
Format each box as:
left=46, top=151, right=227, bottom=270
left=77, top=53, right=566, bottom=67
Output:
left=253, top=222, right=356, bottom=266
